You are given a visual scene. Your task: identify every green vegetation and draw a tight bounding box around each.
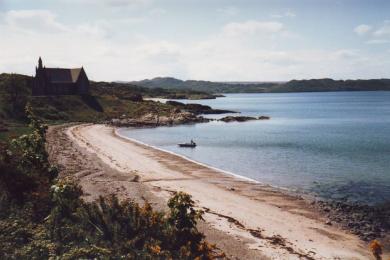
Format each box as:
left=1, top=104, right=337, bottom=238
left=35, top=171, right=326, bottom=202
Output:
left=0, top=122, right=30, bottom=142
left=369, top=240, right=383, bottom=260
left=0, top=74, right=33, bottom=141
left=131, top=77, right=278, bottom=93
left=91, top=80, right=218, bottom=100
left=0, top=73, right=223, bottom=258
left=0, top=73, right=217, bottom=130
left=0, top=73, right=181, bottom=130
left=29, top=95, right=173, bottom=123
left=0, top=73, right=32, bottom=121
left=271, top=78, right=390, bottom=93
left=131, top=77, right=390, bottom=93
left=0, top=106, right=221, bottom=259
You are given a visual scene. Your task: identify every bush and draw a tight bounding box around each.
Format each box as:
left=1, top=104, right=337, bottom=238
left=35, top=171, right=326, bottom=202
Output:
left=369, top=240, right=383, bottom=260
left=0, top=73, right=31, bottom=120
left=0, top=104, right=221, bottom=259
left=45, top=183, right=216, bottom=258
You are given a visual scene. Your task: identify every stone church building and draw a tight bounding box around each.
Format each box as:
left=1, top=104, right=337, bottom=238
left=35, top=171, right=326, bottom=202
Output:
left=32, top=57, right=89, bottom=96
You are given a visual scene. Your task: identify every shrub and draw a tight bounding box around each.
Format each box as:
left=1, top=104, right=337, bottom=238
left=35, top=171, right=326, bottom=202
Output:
left=45, top=185, right=217, bottom=258
left=369, top=240, right=383, bottom=260
left=0, top=104, right=220, bottom=259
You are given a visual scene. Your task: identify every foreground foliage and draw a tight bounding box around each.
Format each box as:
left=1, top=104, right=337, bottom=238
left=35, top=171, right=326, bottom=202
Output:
left=369, top=240, right=383, bottom=260
left=0, top=105, right=220, bottom=259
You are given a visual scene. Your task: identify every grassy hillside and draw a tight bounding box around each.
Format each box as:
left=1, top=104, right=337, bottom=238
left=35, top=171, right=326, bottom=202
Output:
left=0, top=74, right=181, bottom=124
left=131, top=77, right=390, bottom=93
left=0, top=74, right=177, bottom=141
left=29, top=95, right=173, bottom=123
left=91, top=80, right=217, bottom=100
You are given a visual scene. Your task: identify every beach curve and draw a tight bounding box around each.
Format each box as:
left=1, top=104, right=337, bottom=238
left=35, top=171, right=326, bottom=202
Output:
left=66, top=123, right=371, bottom=259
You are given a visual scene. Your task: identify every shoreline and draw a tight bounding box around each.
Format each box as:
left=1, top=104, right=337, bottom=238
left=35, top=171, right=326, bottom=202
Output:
left=116, top=127, right=390, bottom=242
left=115, top=127, right=313, bottom=203
left=115, top=123, right=390, bottom=243
left=115, top=128, right=265, bottom=185
left=66, top=123, right=375, bottom=259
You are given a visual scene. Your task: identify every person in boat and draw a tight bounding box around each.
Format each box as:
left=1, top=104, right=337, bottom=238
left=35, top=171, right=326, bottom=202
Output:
left=191, top=139, right=195, bottom=145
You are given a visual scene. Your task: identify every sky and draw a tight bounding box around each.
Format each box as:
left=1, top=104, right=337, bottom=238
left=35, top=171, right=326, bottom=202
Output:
left=1, top=0, right=390, bottom=81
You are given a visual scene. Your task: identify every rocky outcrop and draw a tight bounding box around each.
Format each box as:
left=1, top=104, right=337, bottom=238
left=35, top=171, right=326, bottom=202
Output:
left=110, top=111, right=210, bottom=127
left=166, top=101, right=236, bottom=115
left=314, top=200, right=390, bottom=241
left=219, top=116, right=257, bottom=122
left=164, top=93, right=223, bottom=100
left=219, top=116, right=271, bottom=122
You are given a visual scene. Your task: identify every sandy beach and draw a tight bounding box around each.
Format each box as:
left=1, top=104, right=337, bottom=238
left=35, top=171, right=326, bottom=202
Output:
left=51, top=123, right=373, bottom=259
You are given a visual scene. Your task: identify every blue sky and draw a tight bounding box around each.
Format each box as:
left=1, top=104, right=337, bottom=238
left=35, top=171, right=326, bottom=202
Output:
left=1, top=0, right=390, bottom=81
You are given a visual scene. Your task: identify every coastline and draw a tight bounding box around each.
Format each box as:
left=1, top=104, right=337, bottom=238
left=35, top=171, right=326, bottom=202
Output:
left=116, top=127, right=390, bottom=243
left=64, top=123, right=374, bottom=259
left=115, top=128, right=264, bottom=185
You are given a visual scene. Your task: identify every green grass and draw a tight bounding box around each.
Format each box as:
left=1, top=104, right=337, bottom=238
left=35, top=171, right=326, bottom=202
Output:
left=0, top=73, right=179, bottom=141
left=0, top=122, right=30, bottom=142
left=29, top=95, right=174, bottom=124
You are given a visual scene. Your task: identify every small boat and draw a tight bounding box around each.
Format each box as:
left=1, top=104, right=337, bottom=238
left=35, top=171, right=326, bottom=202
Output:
left=178, top=140, right=197, bottom=148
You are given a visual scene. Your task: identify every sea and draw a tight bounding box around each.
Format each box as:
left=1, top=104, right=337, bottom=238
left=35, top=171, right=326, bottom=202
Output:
left=118, top=91, right=390, bottom=206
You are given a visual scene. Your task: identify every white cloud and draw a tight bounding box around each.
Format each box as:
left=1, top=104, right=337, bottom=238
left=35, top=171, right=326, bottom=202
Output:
left=4, top=10, right=68, bottom=34
left=180, top=44, right=380, bottom=81
left=366, top=39, right=389, bottom=44
left=105, top=0, right=152, bottom=7
left=355, top=21, right=390, bottom=44
left=222, top=20, right=284, bottom=37
left=373, top=22, right=390, bottom=37
left=270, top=10, right=296, bottom=19
left=354, top=24, right=372, bottom=36
left=59, top=0, right=153, bottom=9
left=0, top=8, right=389, bottom=81
left=217, top=6, right=239, bottom=16
left=149, top=8, right=166, bottom=16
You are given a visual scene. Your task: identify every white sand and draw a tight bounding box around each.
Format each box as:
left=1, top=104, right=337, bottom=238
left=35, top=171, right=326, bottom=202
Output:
left=68, top=124, right=371, bottom=259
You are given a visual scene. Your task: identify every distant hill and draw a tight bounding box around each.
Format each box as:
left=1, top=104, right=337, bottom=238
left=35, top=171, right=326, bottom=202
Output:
left=130, top=77, right=279, bottom=93
left=130, top=77, right=390, bottom=93
left=272, top=78, right=390, bottom=93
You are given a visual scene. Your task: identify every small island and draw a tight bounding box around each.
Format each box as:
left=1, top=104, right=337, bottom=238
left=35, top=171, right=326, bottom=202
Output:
left=219, top=115, right=271, bottom=122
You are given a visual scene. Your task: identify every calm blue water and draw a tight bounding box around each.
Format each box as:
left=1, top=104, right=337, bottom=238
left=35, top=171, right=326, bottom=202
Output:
left=119, top=92, right=390, bottom=205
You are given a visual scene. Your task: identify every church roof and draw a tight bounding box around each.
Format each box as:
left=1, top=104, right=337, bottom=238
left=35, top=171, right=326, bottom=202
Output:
left=44, top=68, right=83, bottom=83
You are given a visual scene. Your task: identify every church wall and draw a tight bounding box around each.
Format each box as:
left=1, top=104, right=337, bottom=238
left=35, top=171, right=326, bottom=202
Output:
left=76, top=72, right=90, bottom=95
